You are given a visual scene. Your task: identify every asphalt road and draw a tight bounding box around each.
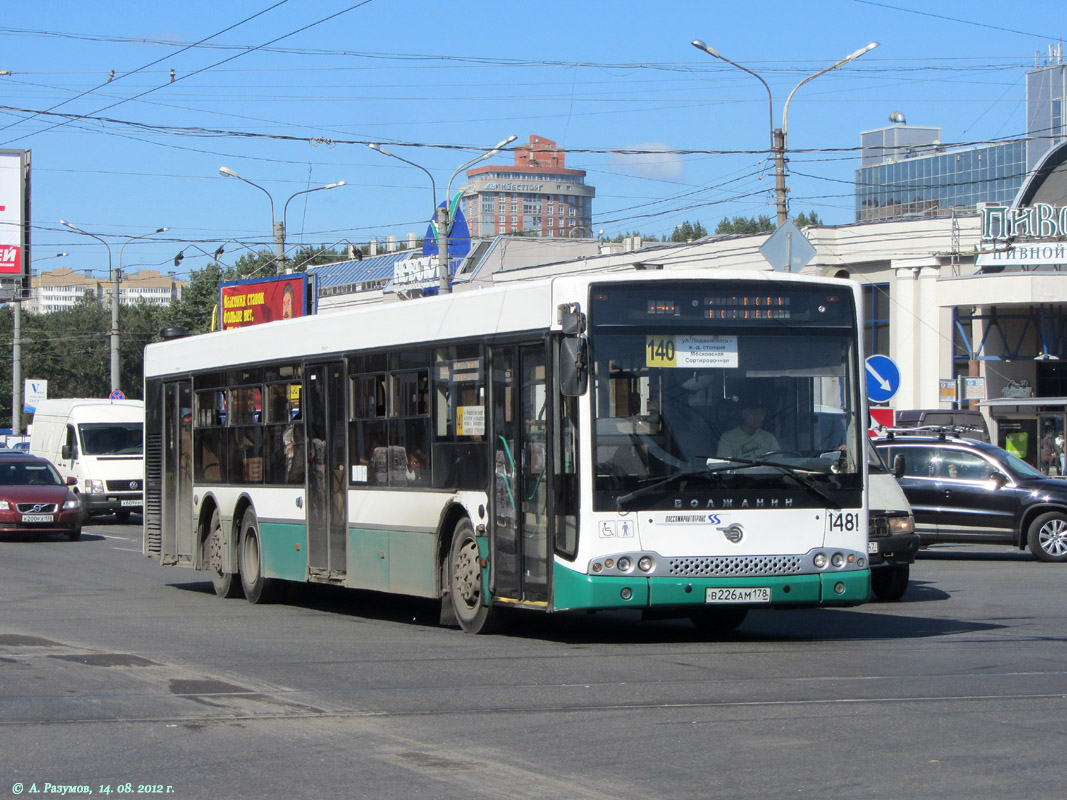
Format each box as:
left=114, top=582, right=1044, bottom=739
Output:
left=2, top=518, right=1066, bottom=800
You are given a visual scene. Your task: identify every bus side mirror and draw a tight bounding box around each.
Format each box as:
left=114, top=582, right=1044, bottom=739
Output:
left=560, top=337, right=588, bottom=396
left=892, top=453, right=906, bottom=479
left=61, top=444, right=74, bottom=460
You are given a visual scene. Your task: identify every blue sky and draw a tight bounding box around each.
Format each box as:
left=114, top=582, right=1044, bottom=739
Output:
left=2, top=0, right=1065, bottom=281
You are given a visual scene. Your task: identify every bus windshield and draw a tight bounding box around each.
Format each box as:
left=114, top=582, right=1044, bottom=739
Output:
left=589, top=282, right=861, bottom=510
left=79, top=423, right=144, bottom=456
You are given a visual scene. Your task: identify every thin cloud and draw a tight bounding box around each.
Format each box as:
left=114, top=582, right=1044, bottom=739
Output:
left=609, top=142, right=685, bottom=180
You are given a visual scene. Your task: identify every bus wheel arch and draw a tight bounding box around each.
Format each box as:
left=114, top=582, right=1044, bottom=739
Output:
left=446, top=516, right=499, bottom=634
left=200, top=497, right=241, bottom=599
left=238, top=505, right=279, bottom=604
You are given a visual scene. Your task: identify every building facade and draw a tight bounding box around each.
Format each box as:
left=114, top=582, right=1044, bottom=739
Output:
left=462, top=135, right=595, bottom=239
left=27, top=267, right=186, bottom=313
left=855, top=48, right=1067, bottom=223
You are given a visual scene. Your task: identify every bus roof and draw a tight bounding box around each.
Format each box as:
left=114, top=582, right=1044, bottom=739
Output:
left=144, top=268, right=858, bottom=379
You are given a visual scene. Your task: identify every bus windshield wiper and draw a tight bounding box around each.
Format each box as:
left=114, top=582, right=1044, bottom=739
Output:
left=615, top=459, right=747, bottom=511
left=615, top=457, right=837, bottom=511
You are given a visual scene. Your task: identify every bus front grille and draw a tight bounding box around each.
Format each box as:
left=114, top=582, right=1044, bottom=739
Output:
left=668, top=555, right=804, bottom=577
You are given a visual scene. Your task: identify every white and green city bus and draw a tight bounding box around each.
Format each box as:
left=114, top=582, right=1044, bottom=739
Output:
left=143, top=269, right=870, bottom=633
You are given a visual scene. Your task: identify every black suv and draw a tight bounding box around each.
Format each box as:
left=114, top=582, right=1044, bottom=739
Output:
left=873, top=430, right=1067, bottom=562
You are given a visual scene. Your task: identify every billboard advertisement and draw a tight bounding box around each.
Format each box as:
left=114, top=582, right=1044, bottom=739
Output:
left=0, top=149, right=30, bottom=284
left=218, top=273, right=309, bottom=330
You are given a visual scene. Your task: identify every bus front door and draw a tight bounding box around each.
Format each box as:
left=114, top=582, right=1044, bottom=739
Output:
left=490, top=345, right=549, bottom=603
left=305, top=362, right=347, bottom=581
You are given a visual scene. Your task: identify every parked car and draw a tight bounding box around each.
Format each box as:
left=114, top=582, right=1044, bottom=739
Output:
left=892, top=409, right=990, bottom=441
left=873, top=431, right=1067, bottom=561
left=867, top=440, right=919, bottom=601
left=11, top=441, right=30, bottom=451
left=0, top=454, right=85, bottom=541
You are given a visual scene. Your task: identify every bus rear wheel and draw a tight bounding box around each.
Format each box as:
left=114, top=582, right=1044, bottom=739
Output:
left=690, top=606, right=748, bottom=635
left=239, top=508, right=278, bottom=604
left=448, top=519, right=498, bottom=634
left=207, top=509, right=242, bottom=599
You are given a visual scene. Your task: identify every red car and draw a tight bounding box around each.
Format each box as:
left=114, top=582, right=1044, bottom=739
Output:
left=0, top=454, right=85, bottom=541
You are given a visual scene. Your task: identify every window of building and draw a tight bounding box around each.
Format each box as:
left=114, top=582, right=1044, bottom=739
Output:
left=862, top=283, right=890, bottom=358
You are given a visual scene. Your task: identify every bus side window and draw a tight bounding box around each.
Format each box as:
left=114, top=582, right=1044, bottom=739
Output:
left=194, top=389, right=224, bottom=482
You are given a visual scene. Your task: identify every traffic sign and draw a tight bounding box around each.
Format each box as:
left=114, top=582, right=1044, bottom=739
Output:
left=109, top=389, right=125, bottom=401
left=759, top=220, right=816, bottom=272
left=865, top=355, right=900, bottom=403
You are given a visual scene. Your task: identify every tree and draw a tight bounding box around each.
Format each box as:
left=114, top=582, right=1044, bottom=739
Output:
left=119, top=299, right=167, bottom=399
left=715, top=215, right=774, bottom=235
left=163, top=262, right=223, bottom=335
left=793, top=210, right=823, bottom=228
left=670, top=221, right=708, bottom=242
left=610, top=231, right=660, bottom=244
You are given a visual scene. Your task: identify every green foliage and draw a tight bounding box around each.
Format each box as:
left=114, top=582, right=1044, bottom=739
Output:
left=715, top=215, right=774, bottom=235
left=670, top=221, right=708, bottom=242
left=610, top=231, right=660, bottom=243
left=793, top=210, right=823, bottom=228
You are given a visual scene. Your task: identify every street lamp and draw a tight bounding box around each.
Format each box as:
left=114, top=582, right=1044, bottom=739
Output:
left=174, top=243, right=227, bottom=267
left=691, top=40, right=877, bottom=226
left=116, top=227, right=167, bottom=395
left=369, top=135, right=517, bottom=294
left=219, top=167, right=344, bottom=272
left=11, top=251, right=67, bottom=436
left=281, top=181, right=345, bottom=271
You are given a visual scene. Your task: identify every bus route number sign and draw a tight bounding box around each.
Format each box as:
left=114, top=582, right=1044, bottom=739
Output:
left=645, top=335, right=738, bottom=369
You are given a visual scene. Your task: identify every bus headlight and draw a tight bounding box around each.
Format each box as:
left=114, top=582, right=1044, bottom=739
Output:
left=617, top=556, right=633, bottom=572
left=85, top=479, right=105, bottom=494
left=637, top=556, right=654, bottom=572
left=831, top=552, right=845, bottom=568
left=813, top=552, right=828, bottom=569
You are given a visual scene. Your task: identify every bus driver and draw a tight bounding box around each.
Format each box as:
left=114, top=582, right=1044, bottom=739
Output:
left=717, top=394, right=779, bottom=460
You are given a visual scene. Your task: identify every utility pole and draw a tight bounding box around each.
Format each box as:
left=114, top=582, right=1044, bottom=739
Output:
left=12, top=283, right=23, bottom=436
left=274, top=221, right=286, bottom=272
left=691, top=39, right=877, bottom=229
left=773, top=128, right=788, bottom=227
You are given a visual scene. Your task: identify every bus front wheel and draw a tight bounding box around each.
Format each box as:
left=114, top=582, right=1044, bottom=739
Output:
left=448, top=519, right=498, bottom=634
left=207, top=509, right=242, bottom=599
left=239, top=508, right=278, bottom=604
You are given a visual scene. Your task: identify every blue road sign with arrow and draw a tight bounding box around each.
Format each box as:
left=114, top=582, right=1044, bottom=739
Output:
left=865, top=355, right=900, bottom=403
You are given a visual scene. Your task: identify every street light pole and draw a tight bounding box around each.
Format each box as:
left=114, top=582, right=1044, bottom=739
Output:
left=219, top=166, right=279, bottom=270
left=281, top=181, right=346, bottom=272
left=220, top=167, right=344, bottom=273
left=116, top=227, right=167, bottom=395
left=369, top=137, right=516, bottom=293
left=691, top=40, right=877, bottom=226
left=11, top=252, right=67, bottom=436
left=61, top=219, right=119, bottom=392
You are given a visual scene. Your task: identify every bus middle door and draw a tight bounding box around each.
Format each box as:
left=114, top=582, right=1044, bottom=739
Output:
left=304, top=362, right=347, bottom=581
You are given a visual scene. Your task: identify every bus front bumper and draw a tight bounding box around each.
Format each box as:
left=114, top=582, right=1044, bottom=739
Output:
left=552, top=566, right=870, bottom=612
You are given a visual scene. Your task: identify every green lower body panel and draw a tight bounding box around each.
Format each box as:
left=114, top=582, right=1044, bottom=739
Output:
left=553, top=563, right=869, bottom=612
left=347, top=527, right=437, bottom=598
left=259, top=521, right=308, bottom=582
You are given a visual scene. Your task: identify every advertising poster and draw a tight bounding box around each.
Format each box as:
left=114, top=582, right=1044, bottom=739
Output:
left=0, top=149, right=29, bottom=279
left=219, top=273, right=308, bottom=330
